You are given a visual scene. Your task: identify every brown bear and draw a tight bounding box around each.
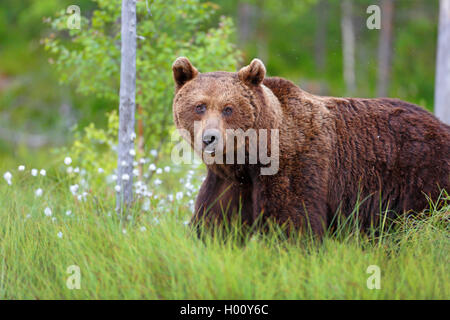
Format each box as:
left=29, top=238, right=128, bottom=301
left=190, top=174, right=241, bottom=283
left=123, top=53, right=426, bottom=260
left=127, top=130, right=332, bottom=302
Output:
left=172, top=57, right=450, bottom=236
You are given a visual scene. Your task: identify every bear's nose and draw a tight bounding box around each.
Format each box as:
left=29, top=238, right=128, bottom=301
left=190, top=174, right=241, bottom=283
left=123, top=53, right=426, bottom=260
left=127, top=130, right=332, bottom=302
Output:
left=202, top=129, right=220, bottom=147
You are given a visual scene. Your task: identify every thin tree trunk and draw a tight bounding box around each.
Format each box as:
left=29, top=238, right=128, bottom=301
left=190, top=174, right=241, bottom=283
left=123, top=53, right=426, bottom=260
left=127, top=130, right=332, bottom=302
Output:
left=341, top=0, right=356, bottom=95
left=238, top=2, right=252, bottom=45
left=435, top=0, right=450, bottom=124
left=116, top=0, right=137, bottom=214
left=315, top=0, right=328, bottom=73
left=377, top=0, right=395, bottom=97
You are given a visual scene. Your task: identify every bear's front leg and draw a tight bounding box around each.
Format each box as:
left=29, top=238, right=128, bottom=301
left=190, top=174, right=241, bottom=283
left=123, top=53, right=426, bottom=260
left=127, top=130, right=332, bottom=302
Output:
left=254, top=174, right=329, bottom=237
left=192, top=170, right=254, bottom=233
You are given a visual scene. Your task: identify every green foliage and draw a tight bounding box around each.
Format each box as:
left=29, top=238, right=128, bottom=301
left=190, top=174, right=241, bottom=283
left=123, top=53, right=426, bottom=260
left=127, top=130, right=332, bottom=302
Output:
left=45, top=0, right=241, bottom=158
left=0, top=174, right=448, bottom=299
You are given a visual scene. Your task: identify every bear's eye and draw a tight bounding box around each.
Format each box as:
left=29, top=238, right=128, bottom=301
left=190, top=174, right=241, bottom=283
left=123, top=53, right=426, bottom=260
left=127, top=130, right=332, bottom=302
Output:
left=222, top=106, right=233, bottom=116
left=195, top=104, right=206, bottom=114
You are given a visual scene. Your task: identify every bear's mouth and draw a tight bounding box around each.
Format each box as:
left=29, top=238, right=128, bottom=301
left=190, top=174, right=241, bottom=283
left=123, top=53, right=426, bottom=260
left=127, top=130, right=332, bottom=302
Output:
left=203, top=145, right=217, bottom=155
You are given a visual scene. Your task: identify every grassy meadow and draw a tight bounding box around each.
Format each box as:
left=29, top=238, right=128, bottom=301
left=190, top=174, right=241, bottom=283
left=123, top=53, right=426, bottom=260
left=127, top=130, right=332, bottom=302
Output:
left=0, top=157, right=448, bottom=299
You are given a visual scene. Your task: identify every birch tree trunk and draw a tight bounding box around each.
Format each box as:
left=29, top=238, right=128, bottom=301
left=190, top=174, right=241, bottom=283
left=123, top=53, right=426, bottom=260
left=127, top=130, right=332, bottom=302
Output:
left=116, top=0, right=137, bottom=213
left=315, top=0, right=328, bottom=73
left=376, top=0, right=395, bottom=97
left=341, top=0, right=356, bottom=95
left=435, top=0, right=450, bottom=124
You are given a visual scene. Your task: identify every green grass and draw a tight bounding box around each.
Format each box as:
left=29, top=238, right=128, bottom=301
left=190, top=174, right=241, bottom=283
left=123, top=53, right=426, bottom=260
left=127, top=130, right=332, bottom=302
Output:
left=0, top=169, right=448, bottom=299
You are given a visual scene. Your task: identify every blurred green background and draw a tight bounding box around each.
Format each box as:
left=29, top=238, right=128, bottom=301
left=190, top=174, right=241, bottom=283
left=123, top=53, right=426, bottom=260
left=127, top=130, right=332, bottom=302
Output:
left=0, top=0, right=439, bottom=164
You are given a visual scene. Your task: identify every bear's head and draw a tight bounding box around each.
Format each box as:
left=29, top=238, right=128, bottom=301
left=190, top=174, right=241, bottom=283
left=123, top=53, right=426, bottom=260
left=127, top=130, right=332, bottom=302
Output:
left=172, top=57, right=281, bottom=168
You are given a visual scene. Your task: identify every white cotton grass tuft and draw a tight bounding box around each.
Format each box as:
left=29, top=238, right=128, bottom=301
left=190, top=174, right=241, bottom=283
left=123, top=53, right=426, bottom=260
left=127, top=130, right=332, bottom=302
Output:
left=40, top=169, right=46, bottom=176
left=70, top=184, right=79, bottom=195
left=57, top=231, right=63, bottom=238
left=35, top=188, right=43, bottom=197
left=64, top=157, right=72, bottom=165
left=98, top=167, right=104, bottom=174
left=115, top=185, right=121, bottom=192
left=129, top=149, right=136, bottom=156
left=66, top=210, right=72, bottom=216
left=3, top=171, right=12, bottom=185
left=156, top=168, right=162, bottom=174
left=31, top=169, right=38, bottom=176
left=164, top=166, right=170, bottom=172
left=150, top=149, right=157, bottom=157
left=44, top=207, right=52, bottom=217
left=122, top=174, right=130, bottom=181
left=149, top=164, right=156, bottom=171
left=18, top=165, right=25, bottom=171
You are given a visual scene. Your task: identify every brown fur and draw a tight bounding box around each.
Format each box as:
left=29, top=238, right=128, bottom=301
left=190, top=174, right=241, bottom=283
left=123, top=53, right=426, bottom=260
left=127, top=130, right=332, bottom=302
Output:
left=172, top=57, right=450, bottom=236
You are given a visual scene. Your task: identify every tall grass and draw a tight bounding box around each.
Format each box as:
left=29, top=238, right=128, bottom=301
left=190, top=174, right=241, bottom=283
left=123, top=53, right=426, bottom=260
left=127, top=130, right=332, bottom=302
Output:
left=0, top=171, right=448, bottom=299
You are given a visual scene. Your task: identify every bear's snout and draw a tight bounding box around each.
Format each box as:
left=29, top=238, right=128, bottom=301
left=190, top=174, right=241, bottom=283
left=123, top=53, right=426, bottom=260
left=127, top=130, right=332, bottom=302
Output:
left=202, top=129, right=221, bottom=154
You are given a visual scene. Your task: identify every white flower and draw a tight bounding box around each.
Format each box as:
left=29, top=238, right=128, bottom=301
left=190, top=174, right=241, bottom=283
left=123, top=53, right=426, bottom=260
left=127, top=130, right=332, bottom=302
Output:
left=156, top=168, right=162, bottom=174
left=149, top=164, right=156, bottom=171
left=122, top=229, right=127, bottom=234
left=3, top=171, right=12, bottom=185
left=154, top=178, right=162, bottom=186
left=73, top=167, right=80, bottom=173
left=57, top=231, right=63, bottom=238
left=139, top=158, right=146, bottom=164
left=40, top=169, right=46, bottom=176
left=130, top=132, right=136, bottom=141
left=133, top=169, right=139, bottom=176
left=133, top=161, right=138, bottom=166
left=164, top=166, right=170, bottom=172
left=66, top=210, right=72, bottom=216
left=31, top=169, right=38, bottom=176
left=18, top=165, right=25, bottom=171
left=67, top=166, right=73, bottom=174
left=122, top=174, right=130, bottom=181
left=176, top=192, right=183, bottom=200
left=140, top=226, right=147, bottom=232
left=98, top=167, right=104, bottom=174
left=64, top=157, right=72, bottom=165
left=35, top=188, right=43, bottom=197
left=115, top=185, right=121, bottom=192
left=167, top=194, right=174, bottom=201
left=44, top=207, right=52, bottom=216
left=129, top=149, right=136, bottom=156
left=70, top=184, right=79, bottom=195
left=150, top=149, right=157, bottom=157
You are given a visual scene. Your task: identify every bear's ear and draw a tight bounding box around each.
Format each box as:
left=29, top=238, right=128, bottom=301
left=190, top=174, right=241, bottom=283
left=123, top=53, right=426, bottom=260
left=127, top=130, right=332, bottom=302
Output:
left=238, top=58, right=266, bottom=86
left=172, top=57, right=199, bottom=89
